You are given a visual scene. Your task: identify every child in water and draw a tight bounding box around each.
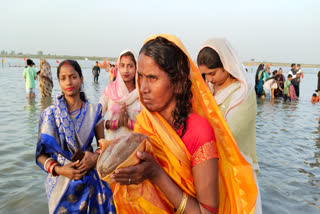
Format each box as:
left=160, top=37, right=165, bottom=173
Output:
left=311, top=93, right=319, bottom=104
left=283, top=74, right=292, bottom=102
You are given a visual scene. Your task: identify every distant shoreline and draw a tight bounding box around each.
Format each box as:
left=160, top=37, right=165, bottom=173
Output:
left=0, top=54, right=117, bottom=62
left=1, top=54, right=319, bottom=69
left=243, top=61, right=320, bottom=68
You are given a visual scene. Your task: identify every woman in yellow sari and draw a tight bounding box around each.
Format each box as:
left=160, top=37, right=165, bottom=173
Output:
left=110, top=34, right=257, bottom=214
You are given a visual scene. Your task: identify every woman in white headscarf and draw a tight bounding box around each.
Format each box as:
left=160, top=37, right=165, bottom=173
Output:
left=38, top=59, right=53, bottom=97
left=197, top=38, right=262, bottom=214
left=99, top=50, right=141, bottom=140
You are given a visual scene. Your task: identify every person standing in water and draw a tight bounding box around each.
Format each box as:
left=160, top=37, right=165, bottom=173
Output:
left=92, top=61, right=101, bottom=82
left=291, top=73, right=301, bottom=97
left=283, top=74, right=292, bottom=102
left=99, top=50, right=141, bottom=141
left=36, top=60, right=116, bottom=214
left=288, top=63, right=301, bottom=97
left=197, top=38, right=262, bottom=214
left=23, top=59, right=37, bottom=98
left=274, top=68, right=285, bottom=97
left=255, top=63, right=264, bottom=95
left=110, top=34, right=257, bottom=214
left=38, top=59, right=53, bottom=97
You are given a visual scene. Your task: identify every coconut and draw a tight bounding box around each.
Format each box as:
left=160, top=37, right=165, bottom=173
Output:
left=97, top=133, right=151, bottom=180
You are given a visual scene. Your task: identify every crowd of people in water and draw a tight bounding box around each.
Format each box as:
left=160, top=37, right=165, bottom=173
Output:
left=254, top=63, right=320, bottom=104
left=254, top=63, right=304, bottom=101
left=20, top=34, right=319, bottom=214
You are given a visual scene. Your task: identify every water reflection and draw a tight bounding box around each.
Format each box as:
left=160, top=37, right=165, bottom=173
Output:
left=24, top=97, right=37, bottom=113
left=92, top=81, right=100, bottom=92
left=40, top=96, right=53, bottom=110
left=309, top=126, right=320, bottom=169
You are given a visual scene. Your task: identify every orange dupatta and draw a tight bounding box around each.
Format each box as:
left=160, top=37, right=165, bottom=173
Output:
left=112, top=34, right=257, bottom=214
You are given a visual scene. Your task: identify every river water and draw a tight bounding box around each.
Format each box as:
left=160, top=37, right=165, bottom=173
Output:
left=0, top=58, right=319, bottom=214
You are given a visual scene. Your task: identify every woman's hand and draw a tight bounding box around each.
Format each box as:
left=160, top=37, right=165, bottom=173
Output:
left=118, top=103, right=128, bottom=128
left=111, top=152, right=162, bottom=185
left=75, top=151, right=99, bottom=172
left=54, top=161, right=86, bottom=180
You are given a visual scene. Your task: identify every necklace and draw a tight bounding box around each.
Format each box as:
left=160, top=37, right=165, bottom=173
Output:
left=68, top=101, right=83, bottom=115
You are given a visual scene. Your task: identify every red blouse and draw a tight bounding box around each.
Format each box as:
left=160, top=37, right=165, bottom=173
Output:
left=178, top=113, right=218, bottom=167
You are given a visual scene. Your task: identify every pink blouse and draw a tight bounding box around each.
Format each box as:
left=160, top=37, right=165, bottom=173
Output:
left=178, top=113, right=218, bottom=167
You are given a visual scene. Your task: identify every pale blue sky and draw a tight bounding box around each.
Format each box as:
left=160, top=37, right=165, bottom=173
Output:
left=0, top=0, right=319, bottom=63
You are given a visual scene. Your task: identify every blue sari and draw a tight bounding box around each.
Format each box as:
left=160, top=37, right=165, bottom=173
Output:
left=36, top=94, right=116, bottom=214
left=256, top=70, right=265, bottom=96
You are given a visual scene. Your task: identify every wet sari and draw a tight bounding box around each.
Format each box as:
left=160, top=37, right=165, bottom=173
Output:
left=36, top=95, right=116, bottom=214
left=256, top=69, right=265, bottom=97
left=290, top=85, right=298, bottom=100
left=39, top=59, right=53, bottom=97
left=110, top=34, right=258, bottom=214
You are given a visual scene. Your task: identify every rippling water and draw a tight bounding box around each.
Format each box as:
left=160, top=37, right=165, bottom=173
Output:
left=0, top=59, right=319, bottom=214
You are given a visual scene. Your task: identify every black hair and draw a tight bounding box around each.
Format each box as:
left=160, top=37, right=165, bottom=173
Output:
left=96, top=61, right=99, bottom=63
left=297, top=64, right=301, bottom=67
left=256, top=64, right=264, bottom=72
left=27, top=59, right=34, bottom=66
left=197, top=47, right=235, bottom=81
left=201, top=73, right=206, bottom=81
left=139, top=36, right=193, bottom=137
left=272, top=70, right=278, bottom=76
left=57, top=60, right=87, bottom=102
left=288, top=74, right=293, bottom=78
left=291, top=63, right=296, bottom=67
left=197, top=47, right=223, bottom=69
left=313, top=93, right=317, bottom=97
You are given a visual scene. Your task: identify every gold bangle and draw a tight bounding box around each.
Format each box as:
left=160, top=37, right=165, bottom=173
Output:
left=176, top=192, right=188, bottom=214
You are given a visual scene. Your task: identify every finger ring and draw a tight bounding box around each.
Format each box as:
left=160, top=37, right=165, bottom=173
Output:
left=128, top=178, right=131, bottom=184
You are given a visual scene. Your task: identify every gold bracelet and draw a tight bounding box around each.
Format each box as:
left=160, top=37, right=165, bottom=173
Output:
left=176, top=192, right=188, bottom=214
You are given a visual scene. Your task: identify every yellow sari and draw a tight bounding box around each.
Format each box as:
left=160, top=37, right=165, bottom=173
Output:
left=111, top=34, right=257, bottom=214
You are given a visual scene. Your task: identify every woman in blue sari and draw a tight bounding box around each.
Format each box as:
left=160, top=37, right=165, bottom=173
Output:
left=255, top=63, right=264, bottom=94
left=36, top=60, right=116, bottom=214
left=256, top=64, right=268, bottom=98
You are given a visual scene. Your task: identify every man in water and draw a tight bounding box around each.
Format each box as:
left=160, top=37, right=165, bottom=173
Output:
left=92, top=61, right=101, bottom=82
left=288, top=63, right=297, bottom=78
left=23, top=59, right=37, bottom=98
left=288, top=63, right=300, bottom=97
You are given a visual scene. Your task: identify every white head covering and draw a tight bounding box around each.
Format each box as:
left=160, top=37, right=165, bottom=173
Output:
left=198, top=38, right=253, bottom=119
left=104, top=49, right=138, bottom=106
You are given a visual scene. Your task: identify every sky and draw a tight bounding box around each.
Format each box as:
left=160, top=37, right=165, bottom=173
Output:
left=0, top=0, right=319, bottom=64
